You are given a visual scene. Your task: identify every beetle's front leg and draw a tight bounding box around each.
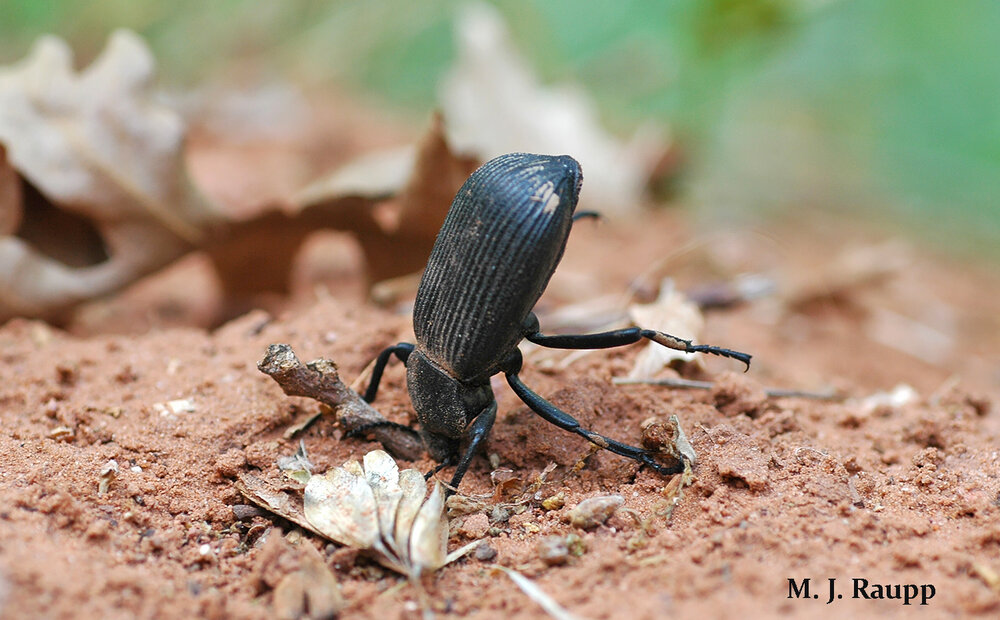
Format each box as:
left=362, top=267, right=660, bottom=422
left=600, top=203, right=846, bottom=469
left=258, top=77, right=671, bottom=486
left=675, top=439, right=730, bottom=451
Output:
left=522, top=313, right=751, bottom=370
left=362, top=343, right=415, bottom=402
left=445, top=401, right=497, bottom=493
left=501, top=350, right=682, bottom=476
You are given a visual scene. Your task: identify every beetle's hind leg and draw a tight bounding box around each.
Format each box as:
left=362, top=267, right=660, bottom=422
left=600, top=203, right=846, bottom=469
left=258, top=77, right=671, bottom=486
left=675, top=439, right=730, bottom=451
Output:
left=502, top=351, right=682, bottom=476
left=522, top=313, right=751, bottom=370
left=362, top=343, right=415, bottom=402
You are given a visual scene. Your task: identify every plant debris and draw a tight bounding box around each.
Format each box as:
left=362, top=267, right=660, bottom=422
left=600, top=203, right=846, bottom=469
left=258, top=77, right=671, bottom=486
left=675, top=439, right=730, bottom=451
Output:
left=639, top=414, right=697, bottom=467
left=626, top=279, right=704, bottom=379
left=0, top=31, right=476, bottom=325
left=302, top=450, right=478, bottom=578
left=235, top=473, right=326, bottom=538
left=0, top=30, right=217, bottom=323
left=277, top=441, right=315, bottom=485
left=257, top=343, right=423, bottom=460
left=97, top=459, right=118, bottom=495
left=492, top=565, right=581, bottom=620
left=440, top=2, right=664, bottom=214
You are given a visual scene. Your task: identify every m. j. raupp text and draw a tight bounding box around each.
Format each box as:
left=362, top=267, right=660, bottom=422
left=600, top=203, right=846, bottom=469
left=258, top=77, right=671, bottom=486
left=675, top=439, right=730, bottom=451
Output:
left=787, top=578, right=935, bottom=605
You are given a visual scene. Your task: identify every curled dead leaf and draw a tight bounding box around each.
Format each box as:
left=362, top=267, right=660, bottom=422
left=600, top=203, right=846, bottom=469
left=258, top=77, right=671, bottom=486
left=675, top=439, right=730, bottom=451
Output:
left=0, top=31, right=474, bottom=325
left=441, top=2, right=665, bottom=213
left=0, top=30, right=218, bottom=322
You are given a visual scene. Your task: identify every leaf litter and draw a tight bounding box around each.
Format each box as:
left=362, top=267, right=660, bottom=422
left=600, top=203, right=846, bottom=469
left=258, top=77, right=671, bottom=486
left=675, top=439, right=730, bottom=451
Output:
left=0, top=31, right=475, bottom=326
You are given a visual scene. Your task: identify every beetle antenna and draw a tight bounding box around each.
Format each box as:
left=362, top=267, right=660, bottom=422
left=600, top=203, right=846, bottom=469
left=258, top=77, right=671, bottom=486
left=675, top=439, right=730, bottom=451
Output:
left=572, top=210, right=601, bottom=222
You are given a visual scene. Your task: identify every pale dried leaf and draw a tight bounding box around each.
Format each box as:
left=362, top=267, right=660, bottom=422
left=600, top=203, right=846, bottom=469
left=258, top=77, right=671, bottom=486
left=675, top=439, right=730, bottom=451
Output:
left=0, top=30, right=218, bottom=322
left=444, top=539, right=483, bottom=566
left=440, top=2, right=665, bottom=213
left=363, top=449, right=400, bottom=488
left=408, top=481, right=448, bottom=575
left=342, top=459, right=364, bottom=477
left=627, top=279, right=704, bottom=379
left=0, top=30, right=213, bottom=234
left=671, top=415, right=698, bottom=466
left=292, top=113, right=477, bottom=288
left=304, top=466, right=380, bottom=550
left=277, top=441, right=314, bottom=484
left=858, top=384, right=918, bottom=414
left=293, top=146, right=413, bottom=205
left=363, top=450, right=405, bottom=556
left=394, top=468, right=428, bottom=565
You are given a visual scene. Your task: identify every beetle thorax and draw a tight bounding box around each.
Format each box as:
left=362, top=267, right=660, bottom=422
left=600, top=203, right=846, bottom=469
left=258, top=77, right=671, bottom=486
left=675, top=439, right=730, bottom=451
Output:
left=406, top=350, right=494, bottom=452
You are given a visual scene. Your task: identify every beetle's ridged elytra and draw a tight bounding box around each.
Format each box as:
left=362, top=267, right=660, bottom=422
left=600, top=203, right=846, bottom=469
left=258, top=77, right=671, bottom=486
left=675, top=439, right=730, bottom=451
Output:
left=360, top=152, right=751, bottom=493
left=413, top=153, right=582, bottom=380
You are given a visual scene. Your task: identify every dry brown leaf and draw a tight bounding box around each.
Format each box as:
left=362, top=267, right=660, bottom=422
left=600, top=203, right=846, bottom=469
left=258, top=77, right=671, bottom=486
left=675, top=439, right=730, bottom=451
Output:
left=0, top=30, right=219, bottom=323
left=235, top=473, right=325, bottom=538
left=291, top=112, right=478, bottom=287
left=0, top=146, right=20, bottom=235
left=205, top=113, right=477, bottom=316
left=0, top=31, right=473, bottom=325
left=626, top=278, right=704, bottom=379
left=441, top=2, right=666, bottom=213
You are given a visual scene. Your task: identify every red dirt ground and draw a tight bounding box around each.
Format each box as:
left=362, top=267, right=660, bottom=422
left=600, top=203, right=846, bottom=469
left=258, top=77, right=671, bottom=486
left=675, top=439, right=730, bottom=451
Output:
left=1, top=150, right=999, bottom=618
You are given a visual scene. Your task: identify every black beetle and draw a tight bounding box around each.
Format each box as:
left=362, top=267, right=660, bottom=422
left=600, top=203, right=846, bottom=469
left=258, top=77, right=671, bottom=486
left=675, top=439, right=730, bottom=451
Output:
left=361, top=152, right=750, bottom=491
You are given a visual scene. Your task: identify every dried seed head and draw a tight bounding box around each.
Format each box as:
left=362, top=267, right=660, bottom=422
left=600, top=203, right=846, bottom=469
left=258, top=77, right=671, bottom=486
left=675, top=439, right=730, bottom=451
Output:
left=302, top=449, right=468, bottom=578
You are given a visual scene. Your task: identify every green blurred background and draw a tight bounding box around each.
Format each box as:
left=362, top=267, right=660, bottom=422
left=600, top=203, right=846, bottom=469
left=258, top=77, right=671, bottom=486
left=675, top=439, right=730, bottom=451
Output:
left=2, top=0, right=997, bottom=256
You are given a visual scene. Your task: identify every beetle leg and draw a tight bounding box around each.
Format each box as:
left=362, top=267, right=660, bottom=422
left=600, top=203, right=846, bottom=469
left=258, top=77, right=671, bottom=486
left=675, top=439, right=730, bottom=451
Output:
left=525, top=326, right=751, bottom=370
left=425, top=457, right=456, bottom=480
left=446, top=401, right=498, bottom=493
left=505, top=371, right=682, bottom=476
left=502, top=350, right=682, bottom=476
left=363, top=343, right=415, bottom=402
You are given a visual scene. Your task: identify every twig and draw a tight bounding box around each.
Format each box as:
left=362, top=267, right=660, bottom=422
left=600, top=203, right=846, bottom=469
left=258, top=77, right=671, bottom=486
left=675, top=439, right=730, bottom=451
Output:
left=612, top=376, right=842, bottom=401
left=258, top=344, right=424, bottom=460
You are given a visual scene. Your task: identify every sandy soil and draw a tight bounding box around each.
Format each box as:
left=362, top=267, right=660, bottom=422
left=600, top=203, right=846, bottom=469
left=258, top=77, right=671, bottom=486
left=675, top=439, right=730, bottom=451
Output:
left=2, top=195, right=999, bottom=618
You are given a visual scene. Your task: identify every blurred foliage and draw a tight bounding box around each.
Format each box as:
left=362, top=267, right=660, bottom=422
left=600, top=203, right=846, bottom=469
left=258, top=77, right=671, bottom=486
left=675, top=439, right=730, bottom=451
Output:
left=1, top=0, right=997, bottom=254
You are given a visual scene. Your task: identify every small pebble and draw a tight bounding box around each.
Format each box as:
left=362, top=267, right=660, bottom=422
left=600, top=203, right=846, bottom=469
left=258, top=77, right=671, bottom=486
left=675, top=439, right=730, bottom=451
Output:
left=474, top=541, right=497, bottom=562
left=566, top=495, right=624, bottom=530
left=458, top=513, right=490, bottom=539
left=536, top=536, right=569, bottom=566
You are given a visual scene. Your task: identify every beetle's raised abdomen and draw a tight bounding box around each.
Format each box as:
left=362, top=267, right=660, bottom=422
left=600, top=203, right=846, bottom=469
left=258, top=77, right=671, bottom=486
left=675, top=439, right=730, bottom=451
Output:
left=412, top=153, right=582, bottom=381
